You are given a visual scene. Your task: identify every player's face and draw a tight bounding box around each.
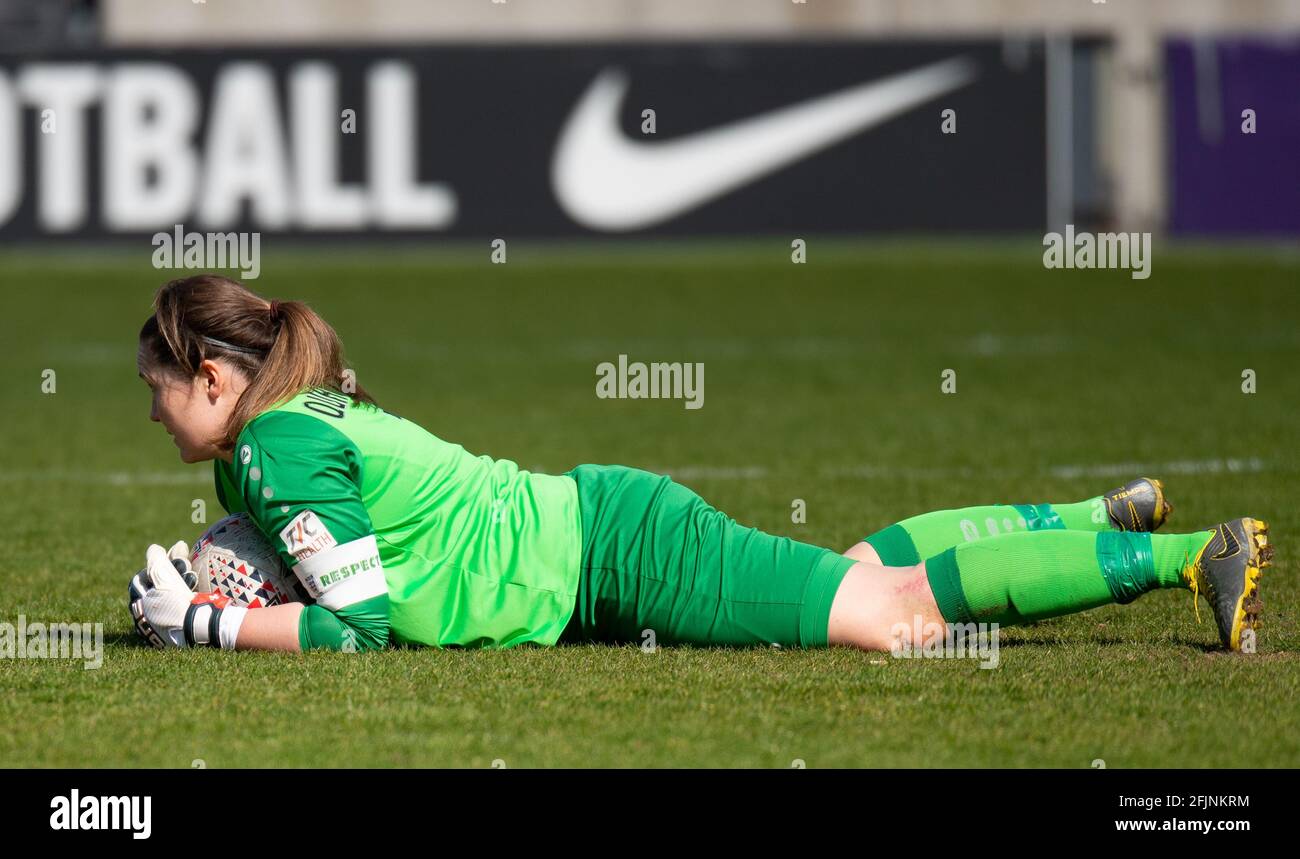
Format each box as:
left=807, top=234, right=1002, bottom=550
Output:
left=137, top=353, right=239, bottom=464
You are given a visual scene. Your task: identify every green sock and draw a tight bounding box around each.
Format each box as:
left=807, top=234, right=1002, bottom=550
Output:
left=925, top=530, right=1215, bottom=627
left=865, top=496, right=1113, bottom=566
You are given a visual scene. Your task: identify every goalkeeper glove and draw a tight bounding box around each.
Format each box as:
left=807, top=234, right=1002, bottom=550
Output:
left=128, top=544, right=248, bottom=649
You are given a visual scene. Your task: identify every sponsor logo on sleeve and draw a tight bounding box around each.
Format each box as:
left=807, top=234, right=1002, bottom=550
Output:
left=279, top=510, right=338, bottom=562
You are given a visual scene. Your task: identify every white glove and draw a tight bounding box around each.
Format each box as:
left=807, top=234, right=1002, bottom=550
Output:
left=128, top=540, right=195, bottom=602
left=128, top=541, right=193, bottom=647
left=166, top=540, right=198, bottom=589
left=128, top=544, right=246, bottom=649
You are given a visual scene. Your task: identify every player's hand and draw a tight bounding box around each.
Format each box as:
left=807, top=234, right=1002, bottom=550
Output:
left=164, top=540, right=197, bottom=589
left=127, top=540, right=196, bottom=598
left=129, top=544, right=228, bottom=649
left=127, top=540, right=199, bottom=647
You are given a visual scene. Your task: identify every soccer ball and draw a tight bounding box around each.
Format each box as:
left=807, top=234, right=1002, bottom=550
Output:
left=189, top=513, right=311, bottom=607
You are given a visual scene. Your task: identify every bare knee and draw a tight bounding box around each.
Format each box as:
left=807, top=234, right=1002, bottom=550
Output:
left=825, top=561, right=942, bottom=651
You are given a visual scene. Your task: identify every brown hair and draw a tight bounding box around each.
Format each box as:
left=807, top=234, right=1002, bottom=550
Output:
left=138, top=274, right=375, bottom=448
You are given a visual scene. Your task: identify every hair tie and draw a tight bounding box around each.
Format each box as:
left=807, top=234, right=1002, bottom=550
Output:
left=200, top=334, right=264, bottom=356
left=268, top=300, right=282, bottom=324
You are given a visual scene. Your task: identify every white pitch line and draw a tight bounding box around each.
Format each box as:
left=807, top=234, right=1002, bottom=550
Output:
left=0, top=470, right=209, bottom=486
left=1048, top=458, right=1270, bottom=480
left=656, top=465, right=770, bottom=480
left=677, top=458, right=1277, bottom=482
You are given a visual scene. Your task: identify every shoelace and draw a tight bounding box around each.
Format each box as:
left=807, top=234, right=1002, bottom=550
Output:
left=1184, top=548, right=1202, bottom=624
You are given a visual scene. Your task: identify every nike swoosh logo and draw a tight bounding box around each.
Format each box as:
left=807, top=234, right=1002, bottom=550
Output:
left=551, top=57, right=978, bottom=231
left=1211, top=524, right=1241, bottom=561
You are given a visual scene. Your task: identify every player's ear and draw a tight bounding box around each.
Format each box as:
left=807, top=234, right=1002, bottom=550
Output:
left=198, top=358, right=225, bottom=402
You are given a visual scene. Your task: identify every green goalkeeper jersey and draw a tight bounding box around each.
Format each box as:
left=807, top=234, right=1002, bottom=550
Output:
left=213, top=387, right=583, bottom=651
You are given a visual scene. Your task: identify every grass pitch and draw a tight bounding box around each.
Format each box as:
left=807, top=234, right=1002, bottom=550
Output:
left=1, top=240, right=1297, bottom=767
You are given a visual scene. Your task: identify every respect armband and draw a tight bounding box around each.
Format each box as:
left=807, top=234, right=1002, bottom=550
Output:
left=291, top=535, right=388, bottom=611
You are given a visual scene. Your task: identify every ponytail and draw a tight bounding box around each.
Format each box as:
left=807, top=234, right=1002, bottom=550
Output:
left=138, top=274, right=374, bottom=449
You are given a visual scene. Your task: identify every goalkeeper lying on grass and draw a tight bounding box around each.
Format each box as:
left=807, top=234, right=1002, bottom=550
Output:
left=127, top=274, right=1272, bottom=654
